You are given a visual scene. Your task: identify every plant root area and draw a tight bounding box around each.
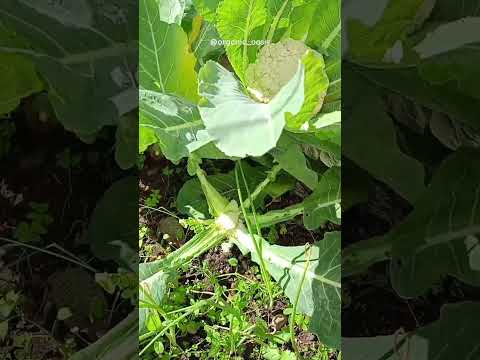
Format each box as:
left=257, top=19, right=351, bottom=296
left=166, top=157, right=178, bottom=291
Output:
left=139, top=151, right=339, bottom=359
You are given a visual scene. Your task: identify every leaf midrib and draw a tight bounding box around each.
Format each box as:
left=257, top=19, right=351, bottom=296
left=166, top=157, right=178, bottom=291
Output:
left=265, top=246, right=341, bottom=288
left=143, top=0, right=166, bottom=93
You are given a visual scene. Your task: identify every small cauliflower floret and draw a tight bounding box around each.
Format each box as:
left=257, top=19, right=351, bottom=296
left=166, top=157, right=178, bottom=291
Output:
left=246, top=39, right=308, bottom=101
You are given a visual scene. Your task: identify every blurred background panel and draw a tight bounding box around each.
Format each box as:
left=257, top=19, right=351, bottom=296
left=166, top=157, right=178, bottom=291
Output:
left=342, top=0, right=480, bottom=358
left=0, top=1, right=138, bottom=359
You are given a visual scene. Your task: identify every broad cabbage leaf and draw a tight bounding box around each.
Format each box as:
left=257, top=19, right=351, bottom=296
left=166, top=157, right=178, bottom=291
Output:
left=193, top=60, right=305, bottom=158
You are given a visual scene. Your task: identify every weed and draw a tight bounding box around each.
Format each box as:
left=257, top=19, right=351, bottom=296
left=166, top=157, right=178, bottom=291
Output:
left=14, top=202, right=53, bottom=243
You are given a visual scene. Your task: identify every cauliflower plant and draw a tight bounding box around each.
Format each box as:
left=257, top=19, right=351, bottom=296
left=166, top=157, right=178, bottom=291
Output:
left=246, top=39, right=309, bottom=101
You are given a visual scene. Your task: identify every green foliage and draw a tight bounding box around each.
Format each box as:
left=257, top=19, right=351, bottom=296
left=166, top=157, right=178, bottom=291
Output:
left=140, top=0, right=199, bottom=102
left=137, top=0, right=342, bottom=355
left=14, top=202, right=53, bottom=243
left=194, top=60, right=305, bottom=158
left=0, top=1, right=138, bottom=168
left=342, top=1, right=480, bottom=356
left=144, top=190, right=162, bottom=208
left=0, top=21, right=43, bottom=115
left=343, top=302, right=480, bottom=359
left=216, top=0, right=267, bottom=81
left=88, top=177, right=138, bottom=271
left=96, top=271, right=138, bottom=305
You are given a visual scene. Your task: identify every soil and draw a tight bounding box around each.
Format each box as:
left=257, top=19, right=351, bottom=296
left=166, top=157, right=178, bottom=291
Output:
left=0, top=99, right=132, bottom=357
left=341, top=179, right=480, bottom=337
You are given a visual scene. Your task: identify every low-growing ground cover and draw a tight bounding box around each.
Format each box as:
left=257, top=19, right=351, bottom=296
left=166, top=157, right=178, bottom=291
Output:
left=138, top=0, right=341, bottom=358
left=0, top=99, right=135, bottom=359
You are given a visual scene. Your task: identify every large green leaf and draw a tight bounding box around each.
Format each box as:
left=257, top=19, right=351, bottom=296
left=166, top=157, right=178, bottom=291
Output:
left=0, top=0, right=138, bottom=136
left=303, top=167, right=341, bottom=230
left=216, top=0, right=267, bottom=81
left=387, top=149, right=480, bottom=296
left=0, top=54, right=43, bottom=115
left=0, top=22, right=43, bottom=115
left=306, top=0, right=341, bottom=114
left=88, top=177, right=138, bottom=270
left=306, top=0, right=340, bottom=54
left=139, top=126, right=157, bottom=153
left=271, top=135, right=318, bottom=190
left=345, top=0, right=427, bottom=63
left=139, top=89, right=203, bottom=163
left=139, top=91, right=232, bottom=161
left=430, top=0, right=480, bottom=21
left=414, top=17, right=480, bottom=99
left=343, top=302, right=480, bottom=359
left=158, top=0, right=188, bottom=24
left=234, top=231, right=341, bottom=349
left=195, top=60, right=305, bottom=158
left=264, top=0, right=297, bottom=42
left=285, top=127, right=341, bottom=165
left=193, top=0, right=221, bottom=22
left=290, top=49, right=329, bottom=126
left=357, top=65, right=480, bottom=130
left=139, top=267, right=172, bottom=335
left=343, top=91, right=426, bottom=203
left=192, top=21, right=225, bottom=65
left=140, top=0, right=199, bottom=101
left=288, top=0, right=320, bottom=41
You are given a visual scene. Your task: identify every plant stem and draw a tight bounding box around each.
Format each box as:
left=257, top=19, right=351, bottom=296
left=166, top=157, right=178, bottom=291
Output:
left=244, top=164, right=282, bottom=209
left=140, top=225, right=227, bottom=280
left=290, top=245, right=312, bottom=360
left=342, top=236, right=392, bottom=278
left=140, top=299, right=211, bottom=355
left=266, top=0, right=290, bottom=43
left=253, top=203, right=304, bottom=228
left=236, top=161, right=274, bottom=308
left=70, top=311, right=138, bottom=360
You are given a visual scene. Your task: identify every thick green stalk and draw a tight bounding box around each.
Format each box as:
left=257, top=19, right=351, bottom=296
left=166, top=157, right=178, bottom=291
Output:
left=253, top=203, right=304, bottom=228
left=70, top=311, right=137, bottom=360
left=196, top=166, right=229, bottom=217
left=290, top=245, right=311, bottom=360
left=236, top=162, right=274, bottom=307
left=139, top=225, right=227, bottom=281
left=244, top=164, right=282, bottom=209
